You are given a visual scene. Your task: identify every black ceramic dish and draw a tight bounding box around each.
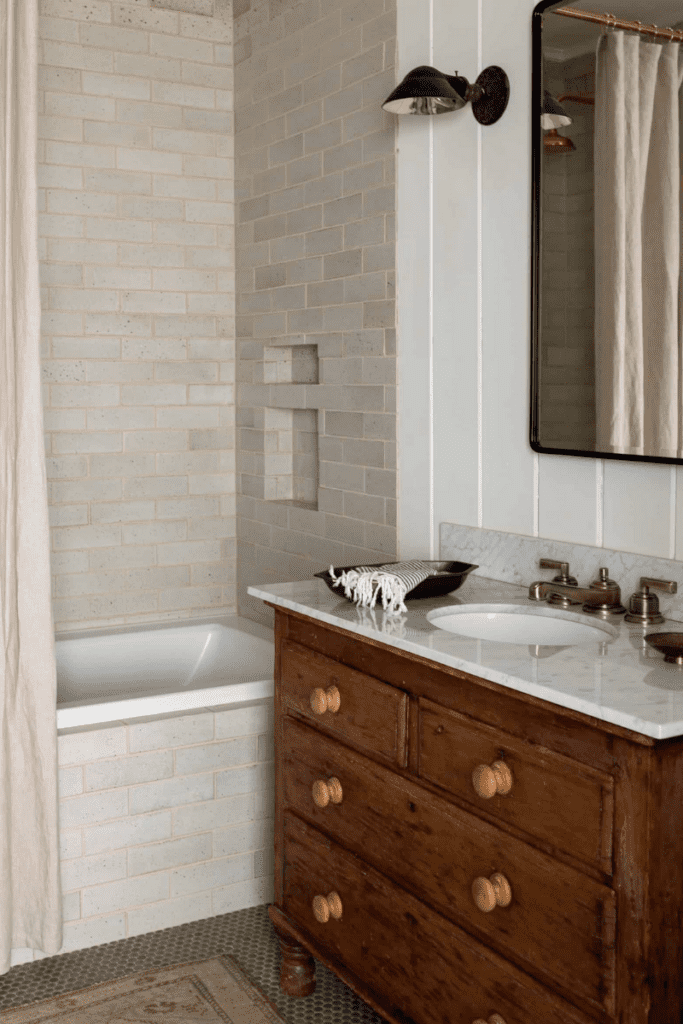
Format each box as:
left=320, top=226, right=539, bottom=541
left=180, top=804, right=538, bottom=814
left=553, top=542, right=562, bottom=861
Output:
left=314, top=561, right=479, bottom=601
left=644, top=632, right=683, bottom=664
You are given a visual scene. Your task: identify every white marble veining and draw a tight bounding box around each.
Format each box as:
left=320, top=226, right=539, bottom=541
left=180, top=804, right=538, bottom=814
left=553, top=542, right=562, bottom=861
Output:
left=248, top=575, right=683, bottom=740
left=441, top=523, right=683, bottom=620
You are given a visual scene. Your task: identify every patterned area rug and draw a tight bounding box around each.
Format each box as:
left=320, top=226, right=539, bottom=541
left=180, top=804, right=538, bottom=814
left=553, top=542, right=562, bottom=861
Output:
left=0, top=955, right=285, bottom=1023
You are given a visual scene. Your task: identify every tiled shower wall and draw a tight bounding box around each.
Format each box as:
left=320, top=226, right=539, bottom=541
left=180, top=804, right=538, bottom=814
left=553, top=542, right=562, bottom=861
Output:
left=233, top=0, right=398, bottom=621
left=38, top=0, right=237, bottom=631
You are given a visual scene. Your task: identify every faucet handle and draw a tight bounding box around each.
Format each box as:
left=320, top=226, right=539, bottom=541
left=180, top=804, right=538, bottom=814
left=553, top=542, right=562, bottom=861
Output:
left=539, top=558, right=578, bottom=586
left=639, top=577, right=678, bottom=594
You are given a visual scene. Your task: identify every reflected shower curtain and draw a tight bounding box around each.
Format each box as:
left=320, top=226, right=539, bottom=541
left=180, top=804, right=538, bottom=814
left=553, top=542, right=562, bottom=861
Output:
left=0, top=0, right=62, bottom=972
left=594, top=30, right=683, bottom=456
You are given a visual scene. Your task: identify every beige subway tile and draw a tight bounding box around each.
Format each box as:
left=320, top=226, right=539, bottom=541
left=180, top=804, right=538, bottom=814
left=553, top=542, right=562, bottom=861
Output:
left=83, top=810, right=171, bottom=855
left=112, top=4, right=179, bottom=33
left=118, top=243, right=185, bottom=267
left=152, top=174, right=216, bottom=199
left=53, top=523, right=122, bottom=550
left=50, top=384, right=119, bottom=406
left=123, top=430, right=187, bottom=452
left=125, top=476, right=187, bottom=498
left=89, top=545, right=156, bottom=570
left=153, top=81, right=215, bottom=108
left=86, top=217, right=152, bottom=241
left=182, top=62, right=231, bottom=90
left=117, top=148, right=183, bottom=175
left=52, top=431, right=122, bottom=454
left=42, top=40, right=114, bottom=73
left=82, top=71, right=151, bottom=100
left=156, top=407, right=220, bottom=428
left=81, top=872, right=169, bottom=918
left=122, top=520, right=187, bottom=544
left=158, top=584, right=222, bottom=610
left=87, top=408, right=155, bottom=429
left=51, top=479, right=122, bottom=502
left=157, top=540, right=221, bottom=564
left=90, top=500, right=156, bottom=523
left=115, top=52, right=181, bottom=83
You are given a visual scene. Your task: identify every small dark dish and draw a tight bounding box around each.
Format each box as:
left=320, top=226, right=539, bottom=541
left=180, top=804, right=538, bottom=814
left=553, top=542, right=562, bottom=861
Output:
left=644, top=632, right=683, bottom=665
left=314, top=560, right=478, bottom=601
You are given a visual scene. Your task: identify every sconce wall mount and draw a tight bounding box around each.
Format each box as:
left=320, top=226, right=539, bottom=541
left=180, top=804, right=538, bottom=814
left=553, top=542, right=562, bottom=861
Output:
left=382, top=64, right=509, bottom=125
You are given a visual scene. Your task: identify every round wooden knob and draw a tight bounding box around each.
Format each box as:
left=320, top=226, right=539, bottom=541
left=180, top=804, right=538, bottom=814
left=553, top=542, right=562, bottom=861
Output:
left=471, top=872, right=512, bottom=913
left=312, top=777, right=343, bottom=807
left=312, top=891, right=342, bottom=922
left=309, top=684, right=341, bottom=715
left=471, top=761, right=513, bottom=799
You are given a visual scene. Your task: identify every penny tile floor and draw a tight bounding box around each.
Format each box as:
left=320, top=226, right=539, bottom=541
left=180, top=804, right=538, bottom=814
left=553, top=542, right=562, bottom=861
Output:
left=0, top=905, right=383, bottom=1022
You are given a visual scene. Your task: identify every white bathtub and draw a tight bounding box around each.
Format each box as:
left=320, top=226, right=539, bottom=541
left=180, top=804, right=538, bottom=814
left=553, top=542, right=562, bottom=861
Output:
left=56, top=616, right=274, bottom=729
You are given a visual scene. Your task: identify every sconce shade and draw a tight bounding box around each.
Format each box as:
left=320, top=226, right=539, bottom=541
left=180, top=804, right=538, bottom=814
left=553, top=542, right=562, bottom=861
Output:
left=383, top=65, right=509, bottom=124
left=541, top=90, right=571, bottom=129
left=382, top=66, right=467, bottom=115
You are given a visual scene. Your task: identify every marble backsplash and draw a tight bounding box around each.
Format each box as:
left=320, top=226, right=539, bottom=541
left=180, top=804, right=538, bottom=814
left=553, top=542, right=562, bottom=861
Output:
left=440, top=523, right=683, bottom=623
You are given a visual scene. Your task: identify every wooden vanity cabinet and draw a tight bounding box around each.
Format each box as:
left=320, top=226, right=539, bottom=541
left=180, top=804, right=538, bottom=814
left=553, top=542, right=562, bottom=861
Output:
left=267, top=606, right=683, bottom=1024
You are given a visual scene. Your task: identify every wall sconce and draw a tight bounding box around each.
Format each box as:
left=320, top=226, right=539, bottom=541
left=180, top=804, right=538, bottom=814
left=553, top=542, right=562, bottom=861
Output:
left=541, top=90, right=575, bottom=152
left=382, top=65, right=510, bottom=125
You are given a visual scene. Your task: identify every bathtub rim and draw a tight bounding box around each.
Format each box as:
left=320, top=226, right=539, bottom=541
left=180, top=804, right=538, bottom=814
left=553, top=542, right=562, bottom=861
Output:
left=56, top=613, right=274, bottom=731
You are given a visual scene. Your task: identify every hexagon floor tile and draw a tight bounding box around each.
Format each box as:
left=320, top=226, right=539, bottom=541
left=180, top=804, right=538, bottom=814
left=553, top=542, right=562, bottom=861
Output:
left=0, top=905, right=383, bottom=1022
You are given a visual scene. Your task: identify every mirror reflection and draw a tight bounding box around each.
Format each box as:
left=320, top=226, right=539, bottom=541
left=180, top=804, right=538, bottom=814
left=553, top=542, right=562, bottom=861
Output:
left=532, top=0, right=683, bottom=462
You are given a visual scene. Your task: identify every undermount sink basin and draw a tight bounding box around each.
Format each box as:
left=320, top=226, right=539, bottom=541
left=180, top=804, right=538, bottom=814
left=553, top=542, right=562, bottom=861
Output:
left=427, top=604, right=619, bottom=646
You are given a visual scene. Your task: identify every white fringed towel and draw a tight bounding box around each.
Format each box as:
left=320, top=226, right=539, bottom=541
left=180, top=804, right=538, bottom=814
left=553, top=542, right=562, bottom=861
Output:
left=328, top=560, right=434, bottom=615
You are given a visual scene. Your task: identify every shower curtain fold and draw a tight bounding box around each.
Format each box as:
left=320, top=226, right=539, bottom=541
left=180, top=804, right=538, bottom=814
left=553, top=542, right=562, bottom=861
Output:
left=594, top=30, right=683, bottom=456
left=0, top=0, right=62, bottom=972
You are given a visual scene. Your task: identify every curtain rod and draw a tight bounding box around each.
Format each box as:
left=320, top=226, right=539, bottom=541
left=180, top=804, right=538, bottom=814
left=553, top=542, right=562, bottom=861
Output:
left=553, top=5, right=683, bottom=43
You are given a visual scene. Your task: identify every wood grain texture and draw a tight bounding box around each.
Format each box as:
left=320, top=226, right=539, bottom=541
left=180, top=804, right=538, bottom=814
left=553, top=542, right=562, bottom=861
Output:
left=270, top=606, right=683, bottom=1023
left=282, top=715, right=616, bottom=1017
left=280, top=638, right=409, bottom=767
left=419, top=697, right=614, bottom=874
left=282, top=813, right=594, bottom=1024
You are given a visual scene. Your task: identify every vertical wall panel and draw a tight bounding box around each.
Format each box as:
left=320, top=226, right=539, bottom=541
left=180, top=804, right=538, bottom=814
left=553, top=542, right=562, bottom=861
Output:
left=480, top=0, right=536, bottom=536
left=603, top=461, right=672, bottom=557
left=397, top=0, right=681, bottom=562
left=538, top=453, right=598, bottom=544
left=396, top=0, right=435, bottom=558
left=432, top=3, right=481, bottom=535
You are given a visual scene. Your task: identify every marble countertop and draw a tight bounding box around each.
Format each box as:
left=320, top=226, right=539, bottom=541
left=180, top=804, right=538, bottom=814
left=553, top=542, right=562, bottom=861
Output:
left=247, top=575, right=683, bottom=741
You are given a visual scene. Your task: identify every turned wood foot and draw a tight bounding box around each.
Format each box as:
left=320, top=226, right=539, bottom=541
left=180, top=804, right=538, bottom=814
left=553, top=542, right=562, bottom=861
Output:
left=273, top=928, right=316, bottom=997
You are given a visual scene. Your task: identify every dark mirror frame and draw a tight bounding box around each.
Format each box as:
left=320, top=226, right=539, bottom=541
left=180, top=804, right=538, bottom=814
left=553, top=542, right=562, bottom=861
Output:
left=529, top=0, right=683, bottom=465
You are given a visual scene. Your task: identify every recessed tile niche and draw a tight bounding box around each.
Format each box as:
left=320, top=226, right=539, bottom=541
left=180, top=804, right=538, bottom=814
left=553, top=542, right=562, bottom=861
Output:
left=262, top=344, right=319, bottom=385
left=263, top=408, right=319, bottom=508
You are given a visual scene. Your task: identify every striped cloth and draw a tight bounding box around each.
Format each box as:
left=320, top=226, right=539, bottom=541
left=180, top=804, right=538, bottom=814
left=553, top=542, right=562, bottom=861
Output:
left=328, top=560, right=434, bottom=616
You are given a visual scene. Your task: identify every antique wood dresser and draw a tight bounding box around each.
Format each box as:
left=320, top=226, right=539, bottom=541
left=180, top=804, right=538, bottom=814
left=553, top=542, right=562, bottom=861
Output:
left=266, top=604, right=683, bottom=1024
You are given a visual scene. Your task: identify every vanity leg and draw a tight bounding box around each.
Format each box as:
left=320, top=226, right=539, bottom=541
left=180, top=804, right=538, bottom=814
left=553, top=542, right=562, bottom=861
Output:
left=273, top=926, right=316, bottom=997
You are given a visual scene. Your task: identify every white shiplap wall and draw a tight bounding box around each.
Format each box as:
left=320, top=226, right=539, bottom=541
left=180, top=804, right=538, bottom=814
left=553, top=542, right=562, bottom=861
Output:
left=397, top=0, right=680, bottom=562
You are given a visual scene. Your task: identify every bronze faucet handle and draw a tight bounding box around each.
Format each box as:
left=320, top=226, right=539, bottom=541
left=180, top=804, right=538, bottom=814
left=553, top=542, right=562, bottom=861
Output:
left=639, top=577, right=677, bottom=595
left=539, top=558, right=578, bottom=586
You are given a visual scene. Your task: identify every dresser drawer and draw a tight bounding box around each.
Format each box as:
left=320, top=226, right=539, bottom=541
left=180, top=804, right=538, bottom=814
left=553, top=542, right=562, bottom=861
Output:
left=283, top=812, right=595, bottom=1024
left=279, top=640, right=408, bottom=767
left=419, top=697, right=614, bottom=872
left=282, top=716, right=616, bottom=1018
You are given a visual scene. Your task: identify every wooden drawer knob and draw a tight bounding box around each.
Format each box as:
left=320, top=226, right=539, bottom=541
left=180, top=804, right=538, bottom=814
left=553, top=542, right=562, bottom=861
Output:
left=471, top=761, right=513, bottom=799
left=312, top=891, right=343, bottom=923
left=310, top=685, right=341, bottom=715
left=472, top=1016, right=507, bottom=1024
left=312, top=777, right=343, bottom=807
left=472, top=872, right=512, bottom=913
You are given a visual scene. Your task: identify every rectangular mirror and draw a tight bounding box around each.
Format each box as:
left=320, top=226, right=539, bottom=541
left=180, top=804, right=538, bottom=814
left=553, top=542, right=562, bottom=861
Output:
left=531, top=0, right=683, bottom=463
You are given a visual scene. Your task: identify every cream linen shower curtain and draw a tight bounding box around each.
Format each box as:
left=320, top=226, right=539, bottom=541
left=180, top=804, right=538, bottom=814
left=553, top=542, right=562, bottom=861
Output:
left=0, top=0, right=62, bottom=972
left=594, top=30, right=683, bottom=456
